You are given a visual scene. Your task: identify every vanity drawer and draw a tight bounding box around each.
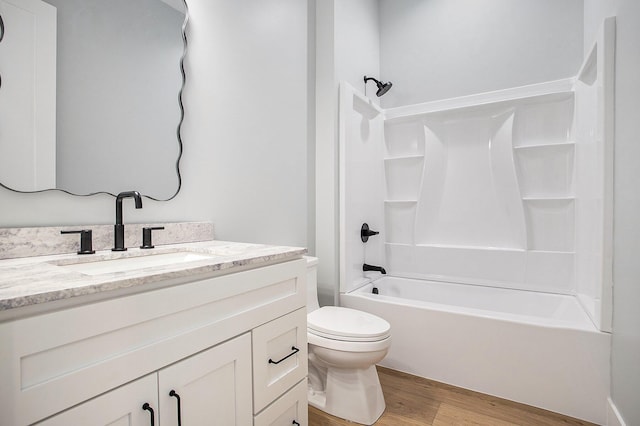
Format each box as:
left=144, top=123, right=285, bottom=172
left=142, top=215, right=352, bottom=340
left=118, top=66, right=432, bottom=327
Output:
left=254, top=379, right=308, bottom=426
left=252, top=307, right=308, bottom=413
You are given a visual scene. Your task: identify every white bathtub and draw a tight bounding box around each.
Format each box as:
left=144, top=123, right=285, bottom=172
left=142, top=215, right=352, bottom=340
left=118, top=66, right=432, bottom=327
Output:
left=340, top=276, right=610, bottom=424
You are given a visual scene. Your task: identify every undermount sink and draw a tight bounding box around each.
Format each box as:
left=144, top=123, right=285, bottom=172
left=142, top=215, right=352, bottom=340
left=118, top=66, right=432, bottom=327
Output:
left=59, top=252, right=215, bottom=276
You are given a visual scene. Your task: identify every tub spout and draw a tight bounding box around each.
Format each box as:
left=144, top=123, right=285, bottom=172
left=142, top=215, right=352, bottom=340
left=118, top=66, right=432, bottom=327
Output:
left=363, top=263, right=386, bottom=274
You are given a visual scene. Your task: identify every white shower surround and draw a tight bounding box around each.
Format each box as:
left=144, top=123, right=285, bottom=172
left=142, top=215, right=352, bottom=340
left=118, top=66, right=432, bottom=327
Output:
left=338, top=18, right=615, bottom=424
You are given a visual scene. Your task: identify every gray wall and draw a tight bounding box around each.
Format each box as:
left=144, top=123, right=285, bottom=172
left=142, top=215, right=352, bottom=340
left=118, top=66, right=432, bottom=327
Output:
left=334, top=0, right=381, bottom=103
left=379, top=0, right=584, bottom=108
left=0, top=0, right=310, bottom=249
left=608, top=0, right=640, bottom=424
left=584, top=0, right=615, bottom=53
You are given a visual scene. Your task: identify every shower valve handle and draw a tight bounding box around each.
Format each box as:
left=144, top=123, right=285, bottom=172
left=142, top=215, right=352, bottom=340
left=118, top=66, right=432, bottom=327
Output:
left=361, top=223, right=380, bottom=243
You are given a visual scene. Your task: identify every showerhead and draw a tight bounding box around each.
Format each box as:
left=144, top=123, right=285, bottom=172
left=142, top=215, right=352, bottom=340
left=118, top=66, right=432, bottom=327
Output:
left=364, top=76, right=393, bottom=97
left=376, top=81, right=393, bottom=96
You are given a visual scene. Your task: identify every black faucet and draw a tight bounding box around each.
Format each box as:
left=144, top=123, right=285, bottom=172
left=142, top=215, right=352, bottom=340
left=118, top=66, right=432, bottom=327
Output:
left=112, top=191, right=143, bottom=251
left=363, top=263, right=386, bottom=274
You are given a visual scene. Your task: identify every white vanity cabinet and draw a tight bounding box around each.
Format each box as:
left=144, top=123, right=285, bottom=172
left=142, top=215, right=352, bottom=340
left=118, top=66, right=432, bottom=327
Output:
left=37, top=334, right=252, bottom=426
left=0, top=258, right=308, bottom=426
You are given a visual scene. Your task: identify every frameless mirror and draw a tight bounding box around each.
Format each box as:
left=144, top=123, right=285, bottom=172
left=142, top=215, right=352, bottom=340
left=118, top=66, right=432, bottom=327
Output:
left=0, top=0, right=187, bottom=200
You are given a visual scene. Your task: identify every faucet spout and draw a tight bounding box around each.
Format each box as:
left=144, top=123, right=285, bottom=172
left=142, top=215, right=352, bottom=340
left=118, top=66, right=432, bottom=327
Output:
left=115, top=191, right=143, bottom=225
left=113, top=191, right=143, bottom=251
left=363, top=263, right=387, bottom=274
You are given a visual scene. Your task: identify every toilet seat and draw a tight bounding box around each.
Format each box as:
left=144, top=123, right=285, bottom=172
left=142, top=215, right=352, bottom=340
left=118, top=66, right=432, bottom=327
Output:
left=307, top=306, right=391, bottom=352
left=308, top=330, right=391, bottom=352
left=308, top=306, right=391, bottom=341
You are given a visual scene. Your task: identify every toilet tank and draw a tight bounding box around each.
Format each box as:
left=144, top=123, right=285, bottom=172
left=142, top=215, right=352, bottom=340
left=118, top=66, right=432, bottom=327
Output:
left=305, top=256, right=320, bottom=312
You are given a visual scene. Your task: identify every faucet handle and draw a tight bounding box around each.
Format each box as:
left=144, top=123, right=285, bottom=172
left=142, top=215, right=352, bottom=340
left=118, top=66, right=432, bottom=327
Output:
left=361, top=223, right=380, bottom=243
left=61, top=229, right=96, bottom=255
left=140, top=226, right=165, bottom=249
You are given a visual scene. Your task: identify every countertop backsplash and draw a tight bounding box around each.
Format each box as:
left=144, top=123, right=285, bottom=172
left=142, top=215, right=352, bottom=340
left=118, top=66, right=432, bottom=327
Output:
left=0, top=222, right=215, bottom=260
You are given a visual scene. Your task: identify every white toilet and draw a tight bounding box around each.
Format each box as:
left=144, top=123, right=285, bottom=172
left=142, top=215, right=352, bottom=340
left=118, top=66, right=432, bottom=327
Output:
left=305, top=257, right=391, bottom=425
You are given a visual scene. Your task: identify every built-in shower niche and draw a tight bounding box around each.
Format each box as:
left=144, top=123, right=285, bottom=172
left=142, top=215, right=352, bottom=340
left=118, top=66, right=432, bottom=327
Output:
left=384, top=202, right=416, bottom=245
left=512, top=94, right=575, bottom=147
left=514, top=143, right=575, bottom=198
left=523, top=199, right=575, bottom=252
left=384, top=156, right=423, bottom=201
left=382, top=121, right=425, bottom=246
left=384, top=121, right=425, bottom=158
left=512, top=94, right=576, bottom=253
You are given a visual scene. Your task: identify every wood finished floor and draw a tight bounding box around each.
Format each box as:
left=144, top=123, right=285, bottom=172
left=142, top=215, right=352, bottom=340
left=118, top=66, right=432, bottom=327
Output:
left=308, top=367, right=597, bottom=426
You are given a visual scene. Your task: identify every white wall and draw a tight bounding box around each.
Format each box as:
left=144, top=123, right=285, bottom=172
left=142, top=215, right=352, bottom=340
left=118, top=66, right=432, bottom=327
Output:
left=608, top=0, right=640, bottom=424
left=0, top=0, right=310, bottom=249
left=379, top=0, right=584, bottom=108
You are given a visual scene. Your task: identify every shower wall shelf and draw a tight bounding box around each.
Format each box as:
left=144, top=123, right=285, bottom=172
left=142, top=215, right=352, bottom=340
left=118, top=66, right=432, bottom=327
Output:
left=522, top=197, right=575, bottom=201
left=529, top=250, right=575, bottom=255
left=384, top=155, right=425, bottom=161
left=413, top=243, right=526, bottom=252
left=513, top=141, right=576, bottom=150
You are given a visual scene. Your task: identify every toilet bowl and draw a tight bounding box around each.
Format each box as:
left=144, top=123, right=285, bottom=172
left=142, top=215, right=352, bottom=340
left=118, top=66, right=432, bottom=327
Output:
left=305, top=257, right=391, bottom=425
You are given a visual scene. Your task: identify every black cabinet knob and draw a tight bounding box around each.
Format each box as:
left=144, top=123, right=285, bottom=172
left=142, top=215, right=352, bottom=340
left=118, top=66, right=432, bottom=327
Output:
left=61, top=229, right=95, bottom=255
left=140, top=226, right=165, bottom=249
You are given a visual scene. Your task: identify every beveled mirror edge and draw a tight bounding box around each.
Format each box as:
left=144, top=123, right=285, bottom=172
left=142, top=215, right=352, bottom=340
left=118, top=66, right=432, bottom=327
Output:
left=0, top=0, right=189, bottom=202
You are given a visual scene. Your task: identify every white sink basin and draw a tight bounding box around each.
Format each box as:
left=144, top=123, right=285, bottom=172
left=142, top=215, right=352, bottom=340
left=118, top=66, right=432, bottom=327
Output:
left=60, top=252, right=215, bottom=276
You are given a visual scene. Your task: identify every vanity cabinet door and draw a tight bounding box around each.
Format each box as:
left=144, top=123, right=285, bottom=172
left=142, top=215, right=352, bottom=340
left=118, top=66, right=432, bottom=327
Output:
left=158, top=333, right=253, bottom=426
left=35, top=374, right=158, bottom=426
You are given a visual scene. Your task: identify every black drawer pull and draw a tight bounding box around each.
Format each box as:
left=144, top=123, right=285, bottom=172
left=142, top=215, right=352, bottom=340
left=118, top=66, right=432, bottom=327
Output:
left=142, top=403, right=155, bottom=426
left=169, top=390, right=182, bottom=426
left=0, top=13, right=4, bottom=43
left=268, top=346, right=299, bottom=365
left=292, top=421, right=300, bottom=425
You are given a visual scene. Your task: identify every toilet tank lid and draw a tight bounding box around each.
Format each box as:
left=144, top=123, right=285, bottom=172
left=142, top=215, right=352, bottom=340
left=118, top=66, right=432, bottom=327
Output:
left=307, top=306, right=390, bottom=340
left=304, top=256, right=318, bottom=266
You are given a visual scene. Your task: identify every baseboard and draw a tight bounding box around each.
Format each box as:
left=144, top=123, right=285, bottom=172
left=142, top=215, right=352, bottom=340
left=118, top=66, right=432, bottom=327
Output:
left=607, top=397, right=626, bottom=426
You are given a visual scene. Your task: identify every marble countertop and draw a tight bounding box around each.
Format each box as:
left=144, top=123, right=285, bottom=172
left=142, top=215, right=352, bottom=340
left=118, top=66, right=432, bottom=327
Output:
left=0, top=240, right=306, bottom=313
